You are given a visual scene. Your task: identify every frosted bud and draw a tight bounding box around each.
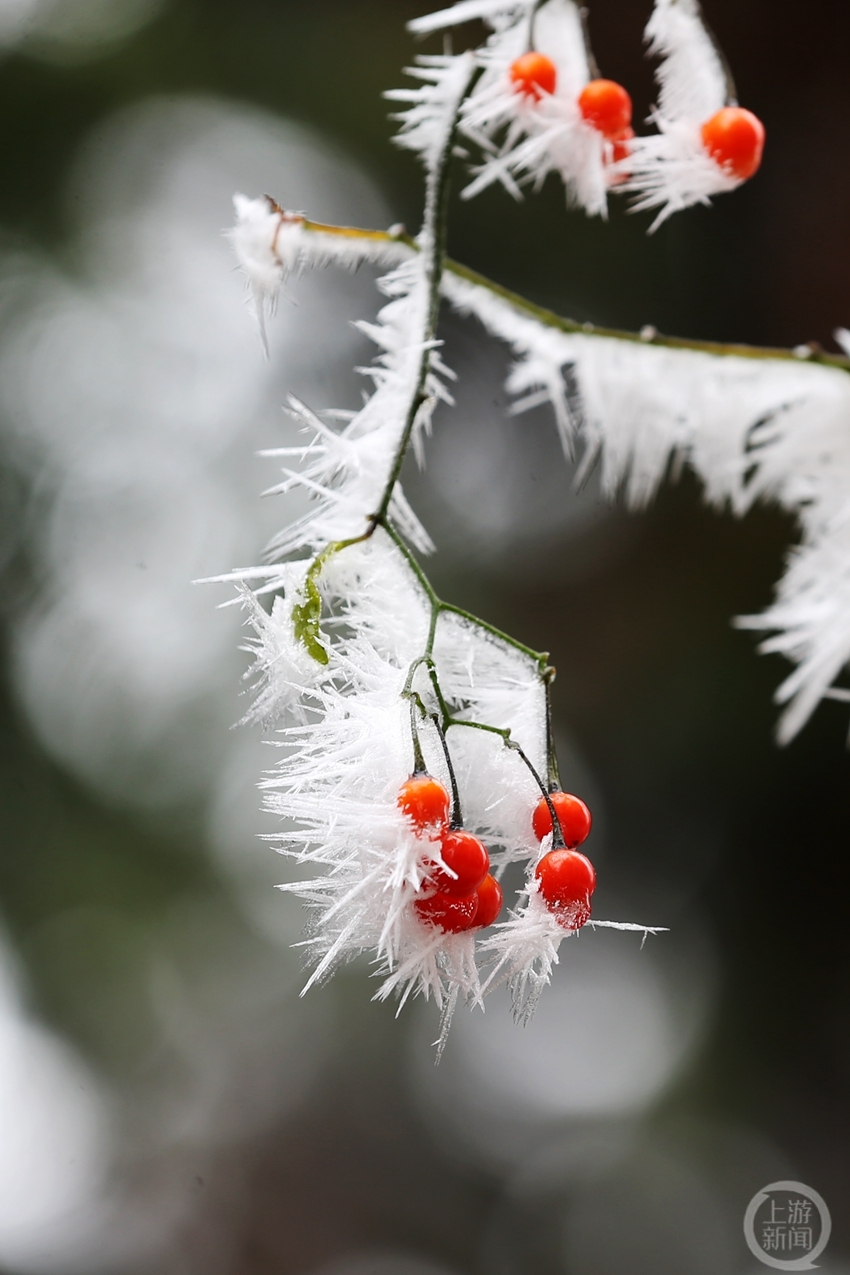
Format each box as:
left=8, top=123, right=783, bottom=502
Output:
left=229, top=193, right=305, bottom=326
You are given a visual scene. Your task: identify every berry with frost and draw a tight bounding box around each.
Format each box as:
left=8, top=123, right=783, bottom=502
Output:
left=578, top=78, right=633, bottom=138
left=398, top=774, right=451, bottom=832
left=535, top=848, right=597, bottom=929
left=701, top=106, right=765, bottom=180
left=532, top=791, right=592, bottom=847
left=509, top=51, right=558, bottom=100
left=429, top=828, right=490, bottom=896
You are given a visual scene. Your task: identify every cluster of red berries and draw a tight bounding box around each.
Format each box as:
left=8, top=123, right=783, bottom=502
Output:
left=399, top=775, right=503, bottom=934
left=508, top=52, right=764, bottom=182
left=508, top=54, right=634, bottom=171
left=398, top=775, right=597, bottom=935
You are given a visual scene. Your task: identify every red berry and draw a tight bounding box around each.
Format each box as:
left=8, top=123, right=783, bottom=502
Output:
left=429, top=829, right=490, bottom=897
left=578, top=79, right=632, bottom=139
left=535, top=849, right=596, bottom=929
left=415, top=889, right=479, bottom=933
left=398, top=775, right=450, bottom=832
left=473, top=873, right=503, bottom=928
left=509, top=51, right=557, bottom=101
left=701, top=107, right=765, bottom=180
left=532, top=791, right=592, bottom=847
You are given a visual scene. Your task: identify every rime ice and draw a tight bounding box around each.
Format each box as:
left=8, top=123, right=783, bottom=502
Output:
left=215, top=0, right=795, bottom=1042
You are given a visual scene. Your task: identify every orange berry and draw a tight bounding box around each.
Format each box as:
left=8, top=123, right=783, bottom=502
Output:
left=535, top=848, right=596, bottom=929
left=578, top=78, right=632, bottom=139
left=473, top=873, right=503, bottom=928
left=398, top=775, right=450, bottom=832
left=415, top=889, right=479, bottom=933
left=509, top=51, right=557, bottom=101
left=701, top=107, right=765, bottom=180
left=429, top=829, right=489, bottom=897
left=532, top=791, right=592, bottom=847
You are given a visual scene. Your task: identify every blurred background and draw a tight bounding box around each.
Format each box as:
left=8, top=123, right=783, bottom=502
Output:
left=0, top=1, right=848, bottom=1272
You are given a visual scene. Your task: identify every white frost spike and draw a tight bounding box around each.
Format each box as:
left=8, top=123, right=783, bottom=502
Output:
left=624, top=0, right=739, bottom=229
left=441, top=267, right=585, bottom=454
left=623, top=120, right=739, bottom=231
left=434, top=611, right=547, bottom=765
left=375, top=929, right=482, bottom=1060
left=387, top=52, right=478, bottom=202
left=483, top=881, right=663, bottom=1022
left=457, top=0, right=612, bottom=217
left=481, top=884, right=571, bottom=1024
left=738, top=521, right=850, bottom=744
left=408, top=0, right=532, bottom=36
left=233, top=535, right=475, bottom=1023
left=235, top=253, right=444, bottom=565
left=322, top=534, right=432, bottom=669
left=834, top=327, right=850, bottom=359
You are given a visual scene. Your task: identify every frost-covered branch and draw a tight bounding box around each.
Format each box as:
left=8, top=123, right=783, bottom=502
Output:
left=230, top=204, right=850, bottom=742
left=219, top=48, right=611, bottom=1043
left=211, top=0, right=813, bottom=1045
left=235, top=210, right=850, bottom=374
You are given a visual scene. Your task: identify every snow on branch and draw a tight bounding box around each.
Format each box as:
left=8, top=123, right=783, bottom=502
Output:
left=443, top=267, right=850, bottom=740
left=230, top=209, right=850, bottom=741
left=408, top=0, right=532, bottom=35
left=386, top=52, right=478, bottom=216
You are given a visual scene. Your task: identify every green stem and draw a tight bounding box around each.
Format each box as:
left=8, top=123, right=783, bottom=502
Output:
left=544, top=671, right=560, bottom=791
left=295, top=218, right=850, bottom=374
left=444, top=258, right=849, bottom=370
left=440, top=602, right=550, bottom=670
left=374, top=62, right=477, bottom=525
left=433, top=714, right=463, bottom=829
left=446, top=717, right=565, bottom=848
left=382, top=520, right=550, bottom=671
left=528, top=0, right=548, bottom=53
left=578, top=8, right=601, bottom=80
left=407, top=695, right=427, bottom=774
left=403, top=651, right=454, bottom=740
left=697, top=5, right=739, bottom=106
left=402, top=671, right=463, bottom=825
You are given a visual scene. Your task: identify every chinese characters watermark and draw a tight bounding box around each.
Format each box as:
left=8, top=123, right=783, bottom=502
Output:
left=744, top=1181, right=831, bottom=1270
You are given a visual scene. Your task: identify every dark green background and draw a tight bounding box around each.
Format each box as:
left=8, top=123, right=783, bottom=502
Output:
left=1, top=2, right=848, bottom=1272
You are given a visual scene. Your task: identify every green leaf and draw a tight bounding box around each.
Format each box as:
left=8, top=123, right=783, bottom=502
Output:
left=291, top=573, right=329, bottom=665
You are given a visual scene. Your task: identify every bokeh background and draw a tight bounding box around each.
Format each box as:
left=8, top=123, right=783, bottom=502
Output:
left=1, top=1, right=849, bottom=1272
